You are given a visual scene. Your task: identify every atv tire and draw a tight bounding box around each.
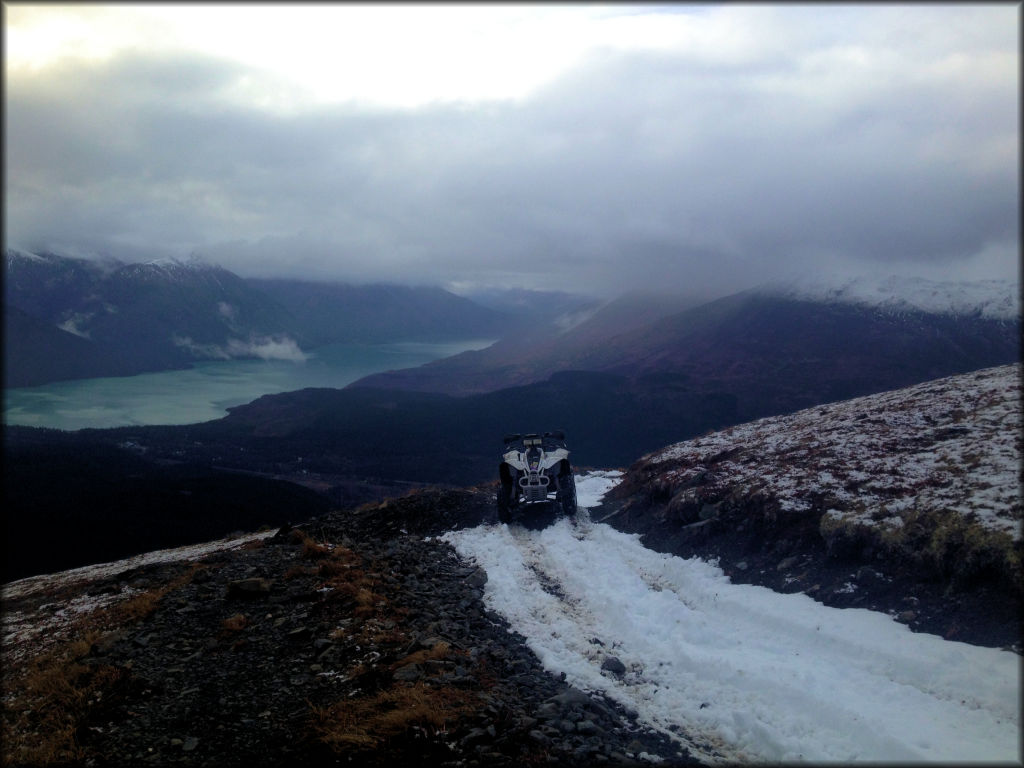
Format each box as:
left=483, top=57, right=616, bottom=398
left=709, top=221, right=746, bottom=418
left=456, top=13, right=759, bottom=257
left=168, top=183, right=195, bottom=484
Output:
left=497, top=481, right=514, bottom=524
left=558, top=471, right=578, bottom=518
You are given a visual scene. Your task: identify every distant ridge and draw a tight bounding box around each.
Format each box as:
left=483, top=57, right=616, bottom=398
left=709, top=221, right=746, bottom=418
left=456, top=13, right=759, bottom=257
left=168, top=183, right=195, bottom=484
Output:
left=758, top=274, right=1020, bottom=320
left=348, top=277, right=1021, bottom=399
left=2, top=250, right=541, bottom=387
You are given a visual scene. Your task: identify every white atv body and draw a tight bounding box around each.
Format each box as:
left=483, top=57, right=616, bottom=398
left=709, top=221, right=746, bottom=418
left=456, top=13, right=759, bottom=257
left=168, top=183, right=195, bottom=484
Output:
left=497, top=431, right=577, bottom=522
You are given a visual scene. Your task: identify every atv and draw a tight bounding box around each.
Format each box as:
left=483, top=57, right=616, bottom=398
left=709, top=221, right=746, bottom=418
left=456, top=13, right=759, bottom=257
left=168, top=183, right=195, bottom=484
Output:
left=497, top=430, right=577, bottom=523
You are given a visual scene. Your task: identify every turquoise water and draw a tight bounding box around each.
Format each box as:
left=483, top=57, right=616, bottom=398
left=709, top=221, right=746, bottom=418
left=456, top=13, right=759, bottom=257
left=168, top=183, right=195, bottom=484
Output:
left=3, top=339, right=494, bottom=431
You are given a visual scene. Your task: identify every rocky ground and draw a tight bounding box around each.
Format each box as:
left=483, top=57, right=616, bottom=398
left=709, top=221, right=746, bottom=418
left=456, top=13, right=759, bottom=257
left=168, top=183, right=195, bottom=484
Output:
left=4, top=478, right=1019, bottom=767
left=2, top=487, right=693, bottom=768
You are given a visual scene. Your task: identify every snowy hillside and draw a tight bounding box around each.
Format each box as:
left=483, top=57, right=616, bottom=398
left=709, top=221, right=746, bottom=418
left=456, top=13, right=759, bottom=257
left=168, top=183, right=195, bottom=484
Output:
left=444, top=474, right=1020, bottom=762
left=644, top=363, right=1021, bottom=542
left=761, top=274, right=1020, bottom=320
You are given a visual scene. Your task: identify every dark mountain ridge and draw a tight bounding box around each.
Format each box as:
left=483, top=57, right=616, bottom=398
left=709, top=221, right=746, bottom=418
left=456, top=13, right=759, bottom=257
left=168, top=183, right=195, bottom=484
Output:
left=6, top=280, right=1017, bottom=571
left=245, top=278, right=513, bottom=345
left=348, top=291, right=707, bottom=394
left=2, top=250, right=541, bottom=387
left=351, top=286, right=1020, bottom=405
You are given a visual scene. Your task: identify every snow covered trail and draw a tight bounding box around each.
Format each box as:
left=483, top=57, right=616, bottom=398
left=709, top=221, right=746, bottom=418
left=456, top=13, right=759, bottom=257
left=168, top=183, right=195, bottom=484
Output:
left=442, top=473, right=1020, bottom=764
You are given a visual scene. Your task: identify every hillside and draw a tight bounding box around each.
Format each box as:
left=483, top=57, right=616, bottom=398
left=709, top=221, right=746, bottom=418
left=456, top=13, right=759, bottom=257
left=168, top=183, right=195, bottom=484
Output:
left=3, top=368, right=1020, bottom=765
left=94, top=278, right=1017, bottom=497
left=1, top=428, right=330, bottom=582
left=247, top=278, right=512, bottom=345
left=348, top=291, right=709, bottom=394
left=604, top=363, right=1022, bottom=646
left=3, top=305, right=147, bottom=388
left=350, top=279, right=1021, bottom=423
left=3, top=250, right=545, bottom=387
left=4, top=250, right=301, bottom=386
left=1, top=488, right=690, bottom=767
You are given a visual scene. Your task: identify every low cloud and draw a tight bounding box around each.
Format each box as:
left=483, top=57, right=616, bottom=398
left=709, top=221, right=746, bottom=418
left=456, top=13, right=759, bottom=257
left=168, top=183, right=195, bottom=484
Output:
left=5, top=6, right=1018, bottom=299
left=173, top=334, right=308, bottom=362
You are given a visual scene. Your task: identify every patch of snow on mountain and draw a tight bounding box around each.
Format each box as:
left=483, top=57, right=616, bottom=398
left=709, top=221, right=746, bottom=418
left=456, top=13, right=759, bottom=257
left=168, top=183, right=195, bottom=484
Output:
left=4, top=248, right=48, bottom=265
left=649, top=364, right=1021, bottom=540
left=553, top=305, right=601, bottom=333
left=3, top=530, right=274, bottom=600
left=56, top=311, right=95, bottom=338
left=444, top=474, right=1020, bottom=763
left=762, top=275, right=1020, bottom=320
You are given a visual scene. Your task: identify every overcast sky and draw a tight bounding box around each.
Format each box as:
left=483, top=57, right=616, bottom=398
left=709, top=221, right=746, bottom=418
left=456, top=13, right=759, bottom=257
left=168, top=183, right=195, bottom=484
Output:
left=4, top=3, right=1019, bottom=299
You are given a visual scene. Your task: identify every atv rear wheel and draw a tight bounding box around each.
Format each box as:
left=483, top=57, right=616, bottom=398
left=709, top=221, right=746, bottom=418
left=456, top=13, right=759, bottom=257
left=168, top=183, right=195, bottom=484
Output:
left=497, top=481, right=514, bottom=524
left=558, top=472, right=577, bottom=518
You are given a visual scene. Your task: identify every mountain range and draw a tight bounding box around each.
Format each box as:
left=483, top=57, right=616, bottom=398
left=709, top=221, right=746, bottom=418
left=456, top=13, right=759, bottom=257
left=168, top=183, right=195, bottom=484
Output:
left=2, top=250, right=551, bottom=388
left=350, top=276, right=1020, bottom=401
left=6, top=264, right=1015, bottom=581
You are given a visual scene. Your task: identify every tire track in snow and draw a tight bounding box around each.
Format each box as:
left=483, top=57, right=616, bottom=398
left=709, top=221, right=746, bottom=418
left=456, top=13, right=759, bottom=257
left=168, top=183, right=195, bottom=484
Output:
left=443, top=514, right=1020, bottom=763
left=452, top=518, right=753, bottom=762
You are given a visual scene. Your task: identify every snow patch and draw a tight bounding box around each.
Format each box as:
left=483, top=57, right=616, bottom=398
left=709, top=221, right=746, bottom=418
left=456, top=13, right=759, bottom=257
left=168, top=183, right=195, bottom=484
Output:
left=553, top=305, right=601, bottom=333
left=760, top=275, right=1020, bottom=320
left=650, top=364, right=1021, bottom=541
left=56, top=312, right=94, bottom=338
left=443, top=473, right=1020, bottom=763
left=575, top=470, right=623, bottom=510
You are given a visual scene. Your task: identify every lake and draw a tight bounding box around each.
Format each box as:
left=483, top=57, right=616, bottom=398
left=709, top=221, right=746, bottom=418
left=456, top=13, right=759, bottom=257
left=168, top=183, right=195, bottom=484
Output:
left=2, top=339, right=494, bottom=431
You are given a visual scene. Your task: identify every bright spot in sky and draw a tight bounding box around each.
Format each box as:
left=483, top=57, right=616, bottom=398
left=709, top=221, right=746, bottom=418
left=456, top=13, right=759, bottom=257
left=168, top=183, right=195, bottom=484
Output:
left=4, top=4, right=712, bottom=109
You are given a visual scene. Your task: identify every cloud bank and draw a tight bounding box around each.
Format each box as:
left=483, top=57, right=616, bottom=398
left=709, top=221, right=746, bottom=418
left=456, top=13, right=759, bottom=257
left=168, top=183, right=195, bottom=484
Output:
left=4, top=5, right=1018, bottom=299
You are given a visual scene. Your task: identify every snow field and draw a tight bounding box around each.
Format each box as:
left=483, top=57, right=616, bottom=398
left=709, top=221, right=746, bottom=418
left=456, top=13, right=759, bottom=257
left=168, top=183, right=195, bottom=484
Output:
left=443, top=473, right=1020, bottom=763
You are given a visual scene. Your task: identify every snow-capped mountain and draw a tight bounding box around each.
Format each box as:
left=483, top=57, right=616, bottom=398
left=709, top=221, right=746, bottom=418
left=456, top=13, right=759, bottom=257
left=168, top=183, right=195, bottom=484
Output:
left=759, top=274, right=1020, bottom=320
left=4, top=249, right=304, bottom=386
left=3, top=250, right=516, bottom=387
left=352, top=276, right=1020, bottom=441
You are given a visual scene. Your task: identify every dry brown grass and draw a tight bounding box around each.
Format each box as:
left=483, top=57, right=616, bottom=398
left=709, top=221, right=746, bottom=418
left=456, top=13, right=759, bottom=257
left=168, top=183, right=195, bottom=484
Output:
left=222, top=612, right=249, bottom=633
left=290, top=528, right=332, bottom=559
left=314, top=546, right=390, bottom=620
left=1, top=565, right=201, bottom=766
left=285, top=564, right=317, bottom=580
left=390, top=641, right=456, bottom=671
left=1, top=638, right=129, bottom=766
left=309, top=680, right=476, bottom=753
left=302, top=538, right=482, bottom=757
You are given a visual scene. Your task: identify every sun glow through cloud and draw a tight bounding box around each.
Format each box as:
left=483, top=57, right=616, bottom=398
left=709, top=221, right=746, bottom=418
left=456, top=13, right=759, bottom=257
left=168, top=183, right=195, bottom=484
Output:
left=5, top=4, right=715, bottom=110
left=3, top=3, right=1018, bottom=295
